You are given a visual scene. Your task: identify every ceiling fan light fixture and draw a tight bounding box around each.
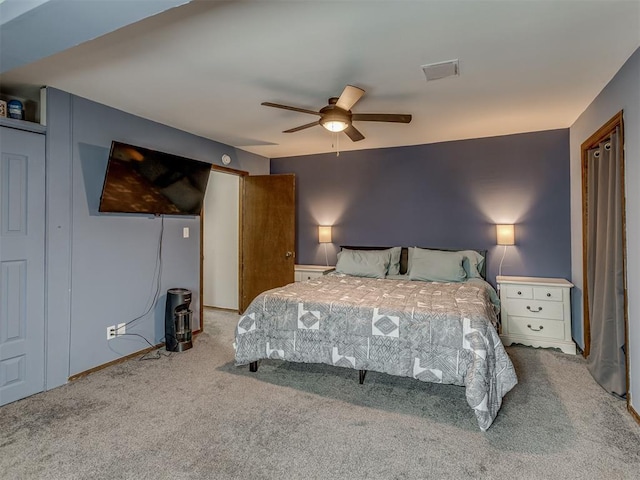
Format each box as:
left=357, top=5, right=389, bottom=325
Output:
left=320, top=110, right=350, bottom=132
left=322, top=119, right=349, bottom=132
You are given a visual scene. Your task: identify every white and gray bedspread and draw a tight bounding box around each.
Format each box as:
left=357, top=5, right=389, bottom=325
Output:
left=234, top=273, right=518, bottom=431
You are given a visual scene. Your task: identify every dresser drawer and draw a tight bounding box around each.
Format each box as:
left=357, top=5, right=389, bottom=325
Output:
left=505, top=299, right=564, bottom=320
left=507, top=315, right=565, bottom=340
left=296, top=271, right=321, bottom=281
left=294, top=266, right=334, bottom=282
left=533, top=286, right=563, bottom=302
left=505, top=285, right=533, bottom=299
left=299, top=271, right=323, bottom=281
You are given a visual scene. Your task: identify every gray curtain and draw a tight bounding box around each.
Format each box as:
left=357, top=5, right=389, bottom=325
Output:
left=586, top=128, right=626, bottom=396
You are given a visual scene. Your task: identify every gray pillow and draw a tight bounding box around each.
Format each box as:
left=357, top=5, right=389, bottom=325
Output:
left=459, top=250, right=485, bottom=279
left=408, top=247, right=467, bottom=282
left=387, top=247, right=402, bottom=276
left=336, top=249, right=391, bottom=279
left=408, top=247, right=485, bottom=279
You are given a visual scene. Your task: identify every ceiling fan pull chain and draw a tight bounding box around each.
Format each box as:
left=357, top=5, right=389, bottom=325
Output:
left=336, top=133, right=340, bottom=156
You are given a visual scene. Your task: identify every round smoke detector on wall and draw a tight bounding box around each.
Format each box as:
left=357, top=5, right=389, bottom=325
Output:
left=221, top=154, right=232, bottom=165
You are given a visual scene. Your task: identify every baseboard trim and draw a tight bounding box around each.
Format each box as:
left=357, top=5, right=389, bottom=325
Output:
left=68, top=343, right=164, bottom=381
left=204, top=305, right=239, bottom=313
left=68, top=329, right=204, bottom=382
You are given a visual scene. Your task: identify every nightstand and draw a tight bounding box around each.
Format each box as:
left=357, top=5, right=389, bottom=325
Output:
left=497, top=275, right=575, bottom=354
left=294, top=265, right=335, bottom=282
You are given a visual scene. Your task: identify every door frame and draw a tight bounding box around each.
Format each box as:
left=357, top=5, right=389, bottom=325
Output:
left=199, top=164, right=248, bottom=332
left=580, top=110, right=629, bottom=398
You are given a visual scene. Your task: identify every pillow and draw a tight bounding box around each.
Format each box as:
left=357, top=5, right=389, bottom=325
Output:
left=387, top=247, right=402, bottom=276
left=336, top=249, right=391, bottom=279
left=385, top=274, right=410, bottom=281
left=459, top=250, right=485, bottom=279
left=407, top=248, right=485, bottom=279
left=408, top=247, right=467, bottom=282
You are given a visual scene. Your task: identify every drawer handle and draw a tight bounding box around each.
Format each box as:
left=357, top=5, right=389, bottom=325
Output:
left=517, top=291, right=522, bottom=295
left=526, top=306, right=543, bottom=313
left=527, top=324, right=544, bottom=332
left=546, top=293, right=551, bottom=297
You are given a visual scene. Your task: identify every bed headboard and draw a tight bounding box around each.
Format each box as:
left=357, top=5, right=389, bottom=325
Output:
left=340, top=246, right=488, bottom=279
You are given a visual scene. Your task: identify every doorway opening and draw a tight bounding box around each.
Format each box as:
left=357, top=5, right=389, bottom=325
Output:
left=581, top=110, right=629, bottom=400
left=200, top=165, right=248, bottom=329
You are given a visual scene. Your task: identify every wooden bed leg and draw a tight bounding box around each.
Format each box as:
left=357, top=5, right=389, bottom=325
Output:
left=359, top=369, right=367, bottom=384
left=249, top=361, right=258, bottom=372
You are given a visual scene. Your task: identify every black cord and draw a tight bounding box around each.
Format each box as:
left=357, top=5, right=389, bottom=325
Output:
left=139, top=349, right=171, bottom=361
left=122, top=215, right=164, bottom=329
left=116, top=332, right=156, bottom=348
left=112, top=216, right=165, bottom=349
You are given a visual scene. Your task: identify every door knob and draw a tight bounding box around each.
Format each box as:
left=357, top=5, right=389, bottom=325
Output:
left=285, top=251, right=293, bottom=258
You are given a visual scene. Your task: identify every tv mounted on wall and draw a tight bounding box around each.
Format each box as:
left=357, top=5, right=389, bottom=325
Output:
left=99, top=141, right=211, bottom=215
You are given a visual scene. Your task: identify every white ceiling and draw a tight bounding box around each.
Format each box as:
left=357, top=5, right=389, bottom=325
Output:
left=2, top=0, right=639, bottom=158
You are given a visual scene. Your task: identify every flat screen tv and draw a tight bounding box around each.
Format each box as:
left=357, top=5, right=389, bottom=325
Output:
left=99, top=141, right=211, bottom=215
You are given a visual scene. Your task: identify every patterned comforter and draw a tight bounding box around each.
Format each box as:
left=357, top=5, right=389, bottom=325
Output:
left=234, top=273, right=518, bottom=431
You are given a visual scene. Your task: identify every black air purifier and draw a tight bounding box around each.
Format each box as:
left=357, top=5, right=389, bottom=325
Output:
left=165, top=288, right=193, bottom=352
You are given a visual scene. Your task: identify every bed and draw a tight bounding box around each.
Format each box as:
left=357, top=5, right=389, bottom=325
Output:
left=234, top=246, right=517, bottom=431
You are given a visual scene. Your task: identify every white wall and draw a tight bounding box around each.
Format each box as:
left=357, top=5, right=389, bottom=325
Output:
left=570, top=47, right=640, bottom=411
left=203, top=171, right=240, bottom=310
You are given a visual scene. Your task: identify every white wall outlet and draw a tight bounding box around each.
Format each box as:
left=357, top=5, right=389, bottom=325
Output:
left=183, top=227, right=189, bottom=238
left=107, top=323, right=126, bottom=340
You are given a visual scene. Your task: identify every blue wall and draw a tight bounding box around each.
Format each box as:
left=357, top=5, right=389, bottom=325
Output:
left=271, top=129, right=571, bottom=286
left=45, top=88, right=269, bottom=385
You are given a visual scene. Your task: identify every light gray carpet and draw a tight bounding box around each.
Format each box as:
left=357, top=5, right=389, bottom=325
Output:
left=2, top=308, right=639, bottom=479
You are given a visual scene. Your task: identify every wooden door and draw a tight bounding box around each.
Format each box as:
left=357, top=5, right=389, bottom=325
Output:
left=239, top=174, right=295, bottom=313
left=0, top=127, right=46, bottom=406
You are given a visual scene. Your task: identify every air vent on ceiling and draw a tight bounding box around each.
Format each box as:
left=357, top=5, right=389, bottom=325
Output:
left=421, top=59, right=459, bottom=82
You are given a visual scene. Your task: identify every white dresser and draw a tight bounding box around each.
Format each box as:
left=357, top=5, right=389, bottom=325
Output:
left=294, top=265, right=335, bottom=282
left=497, top=275, right=575, bottom=354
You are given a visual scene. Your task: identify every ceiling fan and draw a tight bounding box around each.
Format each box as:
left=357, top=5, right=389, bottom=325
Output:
left=261, top=85, right=412, bottom=142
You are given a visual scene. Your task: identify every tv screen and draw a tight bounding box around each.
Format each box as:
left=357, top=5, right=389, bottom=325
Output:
left=99, top=141, right=211, bottom=215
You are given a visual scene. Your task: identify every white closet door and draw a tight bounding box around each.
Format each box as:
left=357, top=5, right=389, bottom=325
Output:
left=203, top=171, right=239, bottom=310
left=0, top=127, right=46, bottom=405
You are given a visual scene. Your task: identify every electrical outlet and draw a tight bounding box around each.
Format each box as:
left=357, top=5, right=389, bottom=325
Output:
left=107, top=323, right=126, bottom=340
left=107, top=325, right=116, bottom=340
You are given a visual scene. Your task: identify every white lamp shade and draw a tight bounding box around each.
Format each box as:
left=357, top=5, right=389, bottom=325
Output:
left=496, top=224, right=515, bottom=245
left=318, top=225, right=332, bottom=243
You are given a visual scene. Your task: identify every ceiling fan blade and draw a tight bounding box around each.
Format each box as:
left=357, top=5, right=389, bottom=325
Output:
left=335, top=85, right=365, bottom=111
left=344, top=125, right=365, bottom=142
left=283, top=121, right=320, bottom=133
left=351, top=113, right=412, bottom=123
left=261, top=102, right=321, bottom=116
